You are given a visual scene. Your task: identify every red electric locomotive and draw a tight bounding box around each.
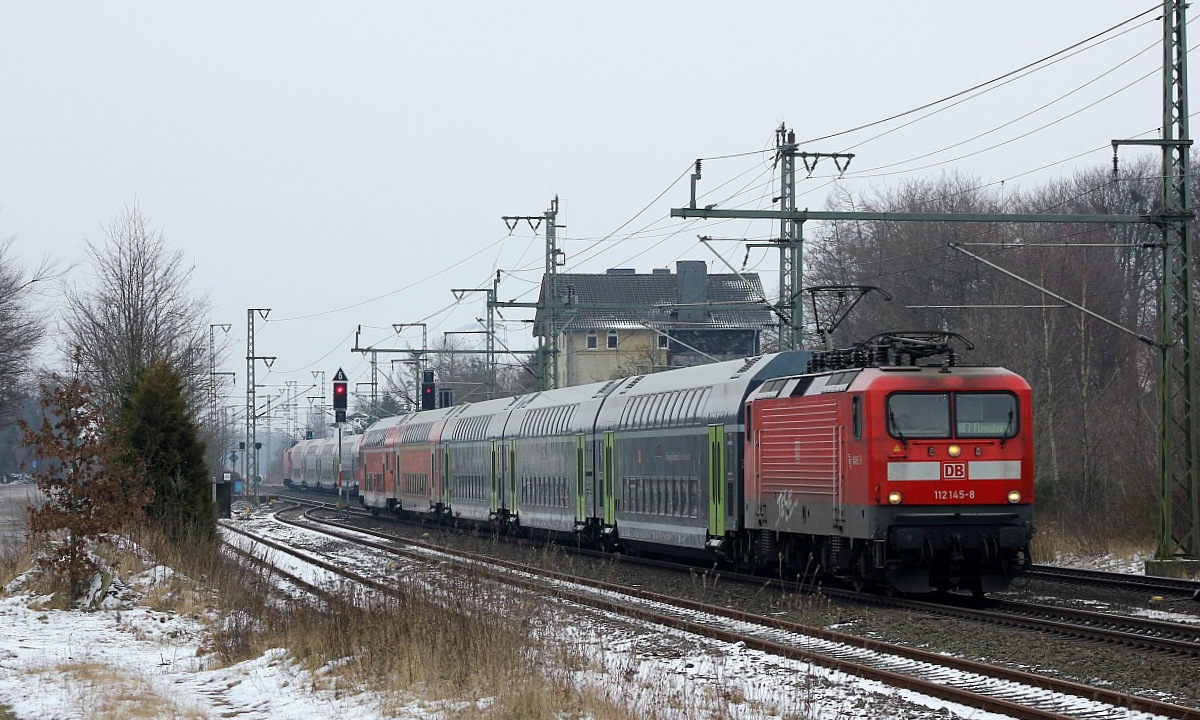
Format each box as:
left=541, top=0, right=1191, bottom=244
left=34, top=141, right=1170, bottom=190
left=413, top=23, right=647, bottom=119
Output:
left=743, top=332, right=1034, bottom=595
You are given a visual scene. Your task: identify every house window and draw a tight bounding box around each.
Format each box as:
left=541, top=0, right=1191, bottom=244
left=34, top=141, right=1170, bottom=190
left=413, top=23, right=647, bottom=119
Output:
left=607, top=330, right=618, bottom=349
left=586, top=331, right=598, bottom=350
left=657, top=333, right=668, bottom=349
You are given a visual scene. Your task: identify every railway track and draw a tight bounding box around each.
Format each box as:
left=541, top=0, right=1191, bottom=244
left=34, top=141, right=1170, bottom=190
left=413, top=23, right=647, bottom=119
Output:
left=225, top=501, right=1200, bottom=719
left=274, top=491, right=1200, bottom=658
left=1030, top=564, right=1200, bottom=598
left=557, top=548, right=1200, bottom=657
left=843, top=591, right=1200, bottom=657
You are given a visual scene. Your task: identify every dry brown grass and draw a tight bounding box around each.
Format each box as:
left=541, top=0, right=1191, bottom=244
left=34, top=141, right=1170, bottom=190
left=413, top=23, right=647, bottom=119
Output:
left=0, top=536, right=33, bottom=591
left=27, top=661, right=205, bottom=719
left=120, top=521, right=646, bottom=719
left=1030, top=521, right=1062, bottom=564
left=1032, top=519, right=1153, bottom=564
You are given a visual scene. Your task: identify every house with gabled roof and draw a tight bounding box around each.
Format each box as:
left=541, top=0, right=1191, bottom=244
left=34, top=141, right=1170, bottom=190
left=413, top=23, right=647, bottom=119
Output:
left=533, top=260, right=774, bottom=386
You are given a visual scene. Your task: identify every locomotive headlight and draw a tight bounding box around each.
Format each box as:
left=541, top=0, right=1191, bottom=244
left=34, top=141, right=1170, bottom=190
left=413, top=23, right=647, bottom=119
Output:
left=1007, top=490, right=1022, bottom=504
left=888, top=491, right=903, bottom=505
left=948, top=444, right=961, bottom=457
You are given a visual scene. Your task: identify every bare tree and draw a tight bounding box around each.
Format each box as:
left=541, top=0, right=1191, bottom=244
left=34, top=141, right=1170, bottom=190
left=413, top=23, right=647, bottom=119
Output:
left=416, top=336, right=537, bottom=407
left=0, top=238, right=57, bottom=423
left=61, top=204, right=211, bottom=414
left=806, top=165, right=1167, bottom=546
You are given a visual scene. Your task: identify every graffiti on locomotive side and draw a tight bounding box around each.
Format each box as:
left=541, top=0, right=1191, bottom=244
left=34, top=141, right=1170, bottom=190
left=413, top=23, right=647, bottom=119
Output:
left=776, top=490, right=798, bottom=525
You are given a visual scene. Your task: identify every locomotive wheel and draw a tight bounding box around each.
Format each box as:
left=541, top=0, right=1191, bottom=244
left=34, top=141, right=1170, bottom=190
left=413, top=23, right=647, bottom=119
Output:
left=851, top=553, right=874, bottom=593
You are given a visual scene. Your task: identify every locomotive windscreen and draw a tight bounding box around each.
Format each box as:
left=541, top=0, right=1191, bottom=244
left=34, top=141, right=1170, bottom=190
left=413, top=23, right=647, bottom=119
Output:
left=955, top=393, right=1018, bottom=438
left=887, top=392, right=1018, bottom=439
left=887, top=393, right=951, bottom=438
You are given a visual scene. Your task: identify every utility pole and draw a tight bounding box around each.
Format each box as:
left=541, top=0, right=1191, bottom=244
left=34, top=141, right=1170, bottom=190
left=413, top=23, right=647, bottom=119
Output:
left=245, top=309, right=274, bottom=502
left=773, top=124, right=853, bottom=350
left=308, top=370, right=326, bottom=439
left=370, top=350, right=378, bottom=420
left=353, top=325, right=426, bottom=412
left=452, top=277, right=498, bottom=399
left=283, top=380, right=297, bottom=437
left=504, top=196, right=562, bottom=390
left=674, top=0, right=1195, bottom=576
left=487, top=271, right=498, bottom=397
left=392, top=323, right=428, bottom=402
left=208, top=323, right=232, bottom=429
left=1113, top=0, right=1197, bottom=574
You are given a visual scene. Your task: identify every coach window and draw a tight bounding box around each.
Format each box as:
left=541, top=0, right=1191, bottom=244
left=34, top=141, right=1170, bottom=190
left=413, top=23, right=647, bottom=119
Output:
left=587, top=331, right=598, bottom=350
left=607, top=329, right=618, bottom=349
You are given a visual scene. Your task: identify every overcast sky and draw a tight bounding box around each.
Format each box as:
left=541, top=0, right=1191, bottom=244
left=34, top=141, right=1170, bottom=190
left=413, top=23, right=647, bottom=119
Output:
left=0, top=2, right=1176, bottom=418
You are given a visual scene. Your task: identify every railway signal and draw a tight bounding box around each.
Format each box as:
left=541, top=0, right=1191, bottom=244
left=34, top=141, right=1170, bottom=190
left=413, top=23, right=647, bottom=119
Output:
left=333, top=367, right=348, bottom=423
left=421, top=369, right=436, bottom=410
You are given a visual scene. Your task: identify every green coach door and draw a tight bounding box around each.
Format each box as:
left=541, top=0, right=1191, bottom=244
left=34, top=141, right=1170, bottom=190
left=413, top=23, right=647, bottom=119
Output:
left=708, top=424, right=726, bottom=538
left=575, top=434, right=587, bottom=525
left=602, top=431, right=615, bottom=526
left=490, top=440, right=499, bottom=516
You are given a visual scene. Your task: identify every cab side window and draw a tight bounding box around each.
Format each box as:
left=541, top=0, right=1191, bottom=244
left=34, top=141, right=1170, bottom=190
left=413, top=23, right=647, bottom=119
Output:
left=852, top=396, right=862, bottom=440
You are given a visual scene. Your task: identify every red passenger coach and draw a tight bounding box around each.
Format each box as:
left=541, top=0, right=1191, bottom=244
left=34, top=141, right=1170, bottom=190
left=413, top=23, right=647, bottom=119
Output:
left=358, top=413, right=414, bottom=511
left=744, top=333, right=1034, bottom=595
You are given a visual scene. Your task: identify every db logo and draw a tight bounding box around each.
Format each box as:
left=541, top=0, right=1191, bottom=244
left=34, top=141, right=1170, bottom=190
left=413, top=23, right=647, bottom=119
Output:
left=942, top=462, right=967, bottom=480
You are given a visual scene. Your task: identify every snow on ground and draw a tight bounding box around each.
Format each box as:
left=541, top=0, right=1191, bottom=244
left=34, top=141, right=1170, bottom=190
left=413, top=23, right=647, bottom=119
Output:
left=0, top=581, right=423, bottom=718
left=1053, top=550, right=1156, bottom=574
left=0, top=490, right=1137, bottom=720
left=0, top=561, right=460, bottom=719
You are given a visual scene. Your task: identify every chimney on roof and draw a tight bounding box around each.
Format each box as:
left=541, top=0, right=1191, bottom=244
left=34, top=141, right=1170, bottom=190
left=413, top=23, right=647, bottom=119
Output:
left=606, top=268, right=636, bottom=275
left=676, top=260, right=707, bottom=323
left=652, top=267, right=671, bottom=275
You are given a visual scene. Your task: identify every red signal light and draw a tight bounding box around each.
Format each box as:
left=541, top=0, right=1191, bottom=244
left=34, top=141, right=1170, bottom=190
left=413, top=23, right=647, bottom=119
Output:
left=421, top=374, right=436, bottom=410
